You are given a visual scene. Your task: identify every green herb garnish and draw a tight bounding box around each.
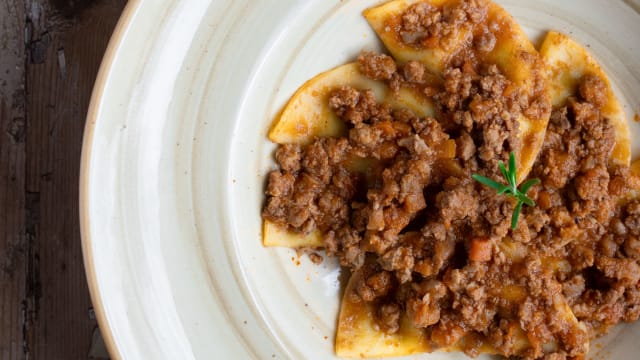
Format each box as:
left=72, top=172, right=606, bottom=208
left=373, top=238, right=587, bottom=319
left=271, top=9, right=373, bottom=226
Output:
left=472, top=152, right=540, bottom=230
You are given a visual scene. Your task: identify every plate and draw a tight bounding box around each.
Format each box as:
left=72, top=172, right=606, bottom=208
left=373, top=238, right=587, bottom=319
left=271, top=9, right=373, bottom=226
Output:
left=80, top=0, right=640, bottom=359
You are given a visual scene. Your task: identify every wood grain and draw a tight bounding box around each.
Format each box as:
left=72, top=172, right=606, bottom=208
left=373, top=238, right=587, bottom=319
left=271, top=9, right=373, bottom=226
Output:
left=1, top=1, right=27, bottom=358
left=1, top=0, right=126, bottom=359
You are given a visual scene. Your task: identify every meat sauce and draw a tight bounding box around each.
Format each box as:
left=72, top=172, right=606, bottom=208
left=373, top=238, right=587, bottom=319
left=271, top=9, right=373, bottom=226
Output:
left=262, top=1, right=639, bottom=359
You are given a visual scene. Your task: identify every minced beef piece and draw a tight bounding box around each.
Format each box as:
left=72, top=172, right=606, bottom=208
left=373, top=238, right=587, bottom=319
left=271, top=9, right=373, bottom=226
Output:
left=263, top=138, right=360, bottom=235
left=377, top=302, right=401, bottom=333
left=455, top=131, right=476, bottom=160
left=358, top=52, right=397, bottom=81
left=474, top=29, right=496, bottom=52
left=275, top=144, right=302, bottom=173
left=266, top=171, right=295, bottom=197
left=563, top=274, right=586, bottom=303
left=302, top=141, right=331, bottom=182
left=574, top=166, right=609, bottom=201
left=402, top=60, right=427, bottom=83
left=579, top=74, right=607, bottom=108
left=380, top=245, right=415, bottom=283
left=329, top=87, right=383, bottom=125
left=406, top=279, right=447, bottom=328
left=436, top=180, right=479, bottom=226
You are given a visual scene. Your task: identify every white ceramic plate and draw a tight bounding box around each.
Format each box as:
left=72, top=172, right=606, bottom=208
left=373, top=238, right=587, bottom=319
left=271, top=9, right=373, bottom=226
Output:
left=81, top=0, right=640, bottom=359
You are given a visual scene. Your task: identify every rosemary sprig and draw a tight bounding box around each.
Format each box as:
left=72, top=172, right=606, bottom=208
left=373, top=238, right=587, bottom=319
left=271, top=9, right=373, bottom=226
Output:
left=472, top=152, right=540, bottom=230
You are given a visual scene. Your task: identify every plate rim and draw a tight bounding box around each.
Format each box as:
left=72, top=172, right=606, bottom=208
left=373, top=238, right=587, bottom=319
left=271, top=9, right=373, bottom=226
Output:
left=79, top=1, right=141, bottom=359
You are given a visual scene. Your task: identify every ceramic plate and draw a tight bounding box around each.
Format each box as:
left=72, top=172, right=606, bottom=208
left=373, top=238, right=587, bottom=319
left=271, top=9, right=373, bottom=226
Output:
left=81, top=0, right=640, bottom=358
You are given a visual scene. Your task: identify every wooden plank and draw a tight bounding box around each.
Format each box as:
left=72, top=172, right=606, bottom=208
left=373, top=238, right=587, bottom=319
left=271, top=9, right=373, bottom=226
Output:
left=0, top=0, right=26, bottom=359
left=23, top=1, right=126, bottom=359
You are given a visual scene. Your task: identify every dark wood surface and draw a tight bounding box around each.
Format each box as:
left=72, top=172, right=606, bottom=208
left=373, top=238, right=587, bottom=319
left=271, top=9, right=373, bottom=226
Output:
left=1, top=1, right=126, bottom=358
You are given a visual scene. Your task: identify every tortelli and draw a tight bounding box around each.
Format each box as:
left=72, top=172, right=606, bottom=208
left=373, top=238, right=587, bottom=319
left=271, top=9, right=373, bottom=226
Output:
left=261, top=0, right=638, bottom=359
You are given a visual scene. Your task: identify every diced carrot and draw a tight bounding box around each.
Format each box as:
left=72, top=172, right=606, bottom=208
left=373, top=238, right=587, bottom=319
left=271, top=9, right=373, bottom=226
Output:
left=469, top=237, right=492, bottom=262
left=440, top=139, right=457, bottom=159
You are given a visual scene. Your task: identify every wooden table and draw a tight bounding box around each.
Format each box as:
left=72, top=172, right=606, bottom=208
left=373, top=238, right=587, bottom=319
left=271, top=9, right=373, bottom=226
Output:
left=1, top=1, right=126, bottom=358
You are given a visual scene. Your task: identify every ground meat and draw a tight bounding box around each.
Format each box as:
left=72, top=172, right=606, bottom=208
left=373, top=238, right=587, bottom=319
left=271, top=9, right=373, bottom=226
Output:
left=474, top=29, right=496, bottom=52
left=442, top=264, right=498, bottom=332
left=317, top=190, right=349, bottom=228
left=517, top=73, right=640, bottom=356
left=433, top=63, right=522, bottom=177
left=377, top=302, right=401, bottom=333
left=264, top=139, right=359, bottom=235
left=578, top=74, right=607, bottom=108
left=263, top=28, right=637, bottom=359
left=572, top=101, right=616, bottom=169
left=398, top=0, right=487, bottom=50
left=302, top=141, right=331, bottom=182
left=325, top=137, right=350, bottom=164
left=275, top=144, right=301, bottom=173
left=455, top=131, right=476, bottom=160
left=430, top=313, right=467, bottom=348
left=595, top=256, right=640, bottom=285
left=398, top=134, right=431, bottom=157
left=574, top=165, right=609, bottom=201
left=407, top=296, right=441, bottom=328
left=366, top=270, right=394, bottom=297
left=343, top=244, right=365, bottom=269
left=487, top=320, right=524, bottom=357
left=266, top=171, right=295, bottom=197
left=405, top=279, right=447, bottom=327
left=402, top=60, right=427, bottom=83
left=358, top=51, right=397, bottom=81
left=328, top=86, right=360, bottom=112
left=520, top=258, right=590, bottom=357
left=563, top=274, right=586, bottom=303
left=624, top=236, right=640, bottom=259
left=436, top=180, right=479, bottom=226
left=537, top=149, right=578, bottom=189
left=380, top=245, right=415, bottom=283
left=329, top=87, right=389, bottom=126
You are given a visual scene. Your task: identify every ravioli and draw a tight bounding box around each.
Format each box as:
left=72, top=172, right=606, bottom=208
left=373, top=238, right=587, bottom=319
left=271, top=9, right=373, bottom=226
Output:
left=333, top=28, right=632, bottom=359
left=539, top=31, right=630, bottom=166
left=268, top=63, right=435, bottom=145
left=335, top=275, right=574, bottom=359
left=264, top=62, right=436, bottom=248
left=261, top=1, right=635, bottom=359
left=335, top=262, right=587, bottom=359
left=262, top=220, right=323, bottom=248
left=362, top=0, right=471, bottom=75
left=335, top=267, right=431, bottom=358
left=364, top=0, right=551, bottom=183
